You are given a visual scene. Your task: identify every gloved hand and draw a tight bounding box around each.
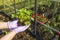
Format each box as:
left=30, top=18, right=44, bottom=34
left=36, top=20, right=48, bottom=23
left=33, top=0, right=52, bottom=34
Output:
left=7, top=20, right=18, bottom=29
left=13, top=24, right=30, bottom=34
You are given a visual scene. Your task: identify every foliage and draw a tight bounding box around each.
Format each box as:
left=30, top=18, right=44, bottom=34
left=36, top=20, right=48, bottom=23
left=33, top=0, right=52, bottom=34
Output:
left=11, top=8, right=33, bottom=26
left=38, top=0, right=51, bottom=7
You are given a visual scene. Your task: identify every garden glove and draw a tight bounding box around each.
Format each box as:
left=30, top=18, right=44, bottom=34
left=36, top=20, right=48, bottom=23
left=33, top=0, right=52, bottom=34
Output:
left=13, top=24, right=30, bottom=34
left=7, top=20, right=18, bottom=30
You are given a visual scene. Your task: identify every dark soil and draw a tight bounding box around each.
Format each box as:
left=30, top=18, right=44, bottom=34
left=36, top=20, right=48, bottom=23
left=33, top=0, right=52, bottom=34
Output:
left=13, top=31, right=36, bottom=40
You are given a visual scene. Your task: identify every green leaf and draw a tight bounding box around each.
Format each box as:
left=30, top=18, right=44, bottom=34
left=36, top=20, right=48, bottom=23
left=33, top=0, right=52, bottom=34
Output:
left=11, top=14, right=15, bottom=18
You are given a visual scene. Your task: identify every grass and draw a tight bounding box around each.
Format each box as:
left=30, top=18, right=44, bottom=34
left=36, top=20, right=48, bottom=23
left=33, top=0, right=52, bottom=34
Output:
left=0, top=0, right=25, bottom=6
left=0, top=0, right=55, bottom=14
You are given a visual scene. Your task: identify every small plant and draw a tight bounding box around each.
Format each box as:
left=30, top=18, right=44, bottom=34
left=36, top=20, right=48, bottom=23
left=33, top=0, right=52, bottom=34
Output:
left=11, top=8, right=33, bottom=26
left=32, top=13, right=48, bottom=23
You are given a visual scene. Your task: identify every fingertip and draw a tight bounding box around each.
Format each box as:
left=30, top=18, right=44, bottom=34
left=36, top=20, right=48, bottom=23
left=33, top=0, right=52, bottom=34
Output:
left=27, top=24, right=30, bottom=27
left=14, top=20, right=18, bottom=23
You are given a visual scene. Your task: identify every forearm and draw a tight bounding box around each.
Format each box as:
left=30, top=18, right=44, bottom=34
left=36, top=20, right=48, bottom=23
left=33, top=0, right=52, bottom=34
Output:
left=0, top=22, right=8, bottom=29
left=0, top=30, right=16, bottom=40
